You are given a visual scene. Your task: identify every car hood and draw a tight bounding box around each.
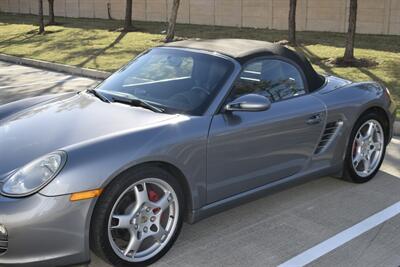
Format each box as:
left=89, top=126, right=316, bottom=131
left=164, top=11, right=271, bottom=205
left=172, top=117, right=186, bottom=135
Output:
left=0, top=93, right=178, bottom=179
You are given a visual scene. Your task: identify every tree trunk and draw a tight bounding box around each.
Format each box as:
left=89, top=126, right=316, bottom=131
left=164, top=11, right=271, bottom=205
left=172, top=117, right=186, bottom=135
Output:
left=288, top=0, right=297, bottom=46
left=38, top=0, right=45, bottom=34
left=48, top=0, right=55, bottom=25
left=124, top=0, right=133, bottom=31
left=107, top=3, right=113, bottom=20
left=344, top=0, right=358, bottom=61
left=165, top=0, right=180, bottom=43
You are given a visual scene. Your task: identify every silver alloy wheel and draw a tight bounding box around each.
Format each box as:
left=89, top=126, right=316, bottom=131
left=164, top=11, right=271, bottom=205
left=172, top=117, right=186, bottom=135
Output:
left=107, top=178, right=179, bottom=262
left=352, top=119, right=384, bottom=177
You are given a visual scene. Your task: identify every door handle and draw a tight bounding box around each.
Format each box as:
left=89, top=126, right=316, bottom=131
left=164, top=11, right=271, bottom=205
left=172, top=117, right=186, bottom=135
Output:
left=306, top=114, right=322, bottom=125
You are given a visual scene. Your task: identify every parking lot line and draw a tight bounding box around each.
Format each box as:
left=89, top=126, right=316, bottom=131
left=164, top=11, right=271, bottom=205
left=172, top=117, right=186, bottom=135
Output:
left=278, top=201, right=400, bottom=267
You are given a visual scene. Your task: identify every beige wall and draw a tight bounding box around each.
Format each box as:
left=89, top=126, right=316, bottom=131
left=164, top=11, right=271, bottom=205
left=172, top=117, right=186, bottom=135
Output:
left=0, top=0, right=399, bottom=35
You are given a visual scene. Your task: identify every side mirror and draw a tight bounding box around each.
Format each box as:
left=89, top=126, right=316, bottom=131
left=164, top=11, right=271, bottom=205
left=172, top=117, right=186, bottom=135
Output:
left=224, top=94, right=271, bottom=112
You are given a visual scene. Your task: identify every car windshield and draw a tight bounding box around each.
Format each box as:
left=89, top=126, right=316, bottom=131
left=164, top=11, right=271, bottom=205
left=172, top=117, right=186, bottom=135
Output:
left=96, top=48, right=235, bottom=115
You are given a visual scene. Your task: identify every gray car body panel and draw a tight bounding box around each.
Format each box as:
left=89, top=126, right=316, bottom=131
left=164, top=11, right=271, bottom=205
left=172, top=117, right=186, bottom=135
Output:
left=0, top=193, right=94, bottom=266
left=0, top=47, right=396, bottom=266
left=206, top=93, right=326, bottom=203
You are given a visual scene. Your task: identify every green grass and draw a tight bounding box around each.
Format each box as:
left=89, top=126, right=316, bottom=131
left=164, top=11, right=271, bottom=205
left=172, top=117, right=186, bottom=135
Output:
left=0, top=13, right=399, bottom=116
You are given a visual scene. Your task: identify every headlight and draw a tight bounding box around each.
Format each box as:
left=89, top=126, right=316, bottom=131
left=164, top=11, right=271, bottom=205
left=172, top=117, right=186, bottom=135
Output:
left=1, top=151, right=67, bottom=197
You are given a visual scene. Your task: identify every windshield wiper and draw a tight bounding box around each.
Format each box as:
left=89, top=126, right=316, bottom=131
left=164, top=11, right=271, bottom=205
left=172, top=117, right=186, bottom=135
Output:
left=86, top=89, right=111, bottom=103
left=112, top=96, right=165, bottom=113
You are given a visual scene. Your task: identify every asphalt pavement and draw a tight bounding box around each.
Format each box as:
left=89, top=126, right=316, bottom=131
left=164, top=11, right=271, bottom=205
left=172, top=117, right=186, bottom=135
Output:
left=0, top=61, right=99, bottom=105
left=1, top=61, right=400, bottom=267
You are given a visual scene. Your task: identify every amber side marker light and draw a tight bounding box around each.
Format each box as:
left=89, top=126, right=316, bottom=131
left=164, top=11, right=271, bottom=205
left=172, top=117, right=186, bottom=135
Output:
left=70, top=189, right=103, bottom=201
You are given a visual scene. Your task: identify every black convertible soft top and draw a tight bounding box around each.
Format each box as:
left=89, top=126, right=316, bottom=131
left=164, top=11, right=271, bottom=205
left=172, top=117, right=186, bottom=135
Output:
left=163, top=39, right=325, bottom=92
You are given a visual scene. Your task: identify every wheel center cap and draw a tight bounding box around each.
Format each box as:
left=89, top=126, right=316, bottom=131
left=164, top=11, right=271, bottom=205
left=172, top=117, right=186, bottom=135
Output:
left=141, top=216, right=148, bottom=223
left=362, top=143, right=369, bottom=151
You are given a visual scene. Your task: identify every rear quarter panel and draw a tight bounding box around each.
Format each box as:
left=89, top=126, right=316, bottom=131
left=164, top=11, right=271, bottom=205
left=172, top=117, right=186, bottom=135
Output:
left=313, top=78, right=396, bottom=171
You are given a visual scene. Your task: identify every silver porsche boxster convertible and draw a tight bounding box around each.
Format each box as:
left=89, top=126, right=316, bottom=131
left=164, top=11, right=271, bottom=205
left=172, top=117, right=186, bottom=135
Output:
left=0, top=39, right=396, bottom=266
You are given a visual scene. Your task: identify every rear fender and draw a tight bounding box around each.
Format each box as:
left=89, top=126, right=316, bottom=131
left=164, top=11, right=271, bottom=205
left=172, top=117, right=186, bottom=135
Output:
left=313, top=81, right=394, bottom=172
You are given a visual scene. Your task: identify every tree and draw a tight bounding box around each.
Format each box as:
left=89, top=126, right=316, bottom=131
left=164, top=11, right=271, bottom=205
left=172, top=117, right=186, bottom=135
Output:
left=38, top=0, right=45, bottom=34
left=48, top=0, right=56, bottom=25
left=288, top=0, right=297, bottom=46
left=344, top=0, right=358, bottom=62
left=165, top=0, right=180, bottom=43
left=124, top=0, right=133, bottom=31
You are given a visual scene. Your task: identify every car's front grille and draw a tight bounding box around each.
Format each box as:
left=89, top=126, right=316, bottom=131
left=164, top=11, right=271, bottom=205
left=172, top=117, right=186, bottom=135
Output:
left=314, top=121, right=342, bottom=154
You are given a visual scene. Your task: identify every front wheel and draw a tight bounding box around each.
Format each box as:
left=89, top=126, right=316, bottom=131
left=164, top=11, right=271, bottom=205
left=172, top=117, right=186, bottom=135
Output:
left=91, top=166, right=184, bottom=266
left=343, top=112, right=387, bottom=183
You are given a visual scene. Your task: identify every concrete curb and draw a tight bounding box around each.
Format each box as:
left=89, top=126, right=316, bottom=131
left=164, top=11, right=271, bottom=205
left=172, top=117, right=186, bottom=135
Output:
left=0, top=53, right=111, bottom=80
left=394, top=121, right=400, bottom=137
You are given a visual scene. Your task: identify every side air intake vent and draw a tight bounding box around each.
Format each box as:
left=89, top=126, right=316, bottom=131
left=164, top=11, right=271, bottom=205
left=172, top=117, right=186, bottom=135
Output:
left=314, top=121, right=342, bottom=154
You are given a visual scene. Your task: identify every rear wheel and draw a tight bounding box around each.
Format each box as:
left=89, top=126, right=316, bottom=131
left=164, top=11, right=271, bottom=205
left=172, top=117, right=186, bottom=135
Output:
left=343, top=112, right=387, bottom=183
left=91, top=166, right=184, bottom=266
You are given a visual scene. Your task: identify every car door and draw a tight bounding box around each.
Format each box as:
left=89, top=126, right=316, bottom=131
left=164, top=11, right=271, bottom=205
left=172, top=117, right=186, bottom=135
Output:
left=206, top=58, right=326, bottom=204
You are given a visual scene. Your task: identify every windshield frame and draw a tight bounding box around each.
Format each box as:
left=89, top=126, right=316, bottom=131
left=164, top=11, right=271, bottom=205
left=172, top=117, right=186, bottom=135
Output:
left=95, top=47, right=241, bottom=116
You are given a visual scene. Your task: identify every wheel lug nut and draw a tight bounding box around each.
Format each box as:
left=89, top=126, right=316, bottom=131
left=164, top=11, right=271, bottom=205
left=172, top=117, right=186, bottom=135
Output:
left=146, top=207, right=151, bottom=212
left=150, top=216, right=156, bottom=222
left=134, top=224, right=138, bottom=229
left=143, top=227, right=148, bottom=233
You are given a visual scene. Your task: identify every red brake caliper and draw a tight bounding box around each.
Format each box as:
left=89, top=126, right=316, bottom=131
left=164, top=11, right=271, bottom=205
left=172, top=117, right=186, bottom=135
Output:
left=148, top=187, right=161, bottom=214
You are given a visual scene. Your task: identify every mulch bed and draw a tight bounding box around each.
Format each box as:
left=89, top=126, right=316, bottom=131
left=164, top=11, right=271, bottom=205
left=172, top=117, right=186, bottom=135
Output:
left=324, top=57, right=379, bottom=68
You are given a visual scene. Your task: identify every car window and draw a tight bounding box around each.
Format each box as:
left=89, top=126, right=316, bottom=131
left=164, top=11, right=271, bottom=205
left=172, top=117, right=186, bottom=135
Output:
left=96, top=48, right=234, bottom=116
left=123, top=54, right=194, bottom=86
left=230, top=59, right=306, bottom=103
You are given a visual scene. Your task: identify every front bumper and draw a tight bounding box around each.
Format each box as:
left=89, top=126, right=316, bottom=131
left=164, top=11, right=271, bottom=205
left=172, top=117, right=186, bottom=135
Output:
left=0, top=193, right=94, bottom=266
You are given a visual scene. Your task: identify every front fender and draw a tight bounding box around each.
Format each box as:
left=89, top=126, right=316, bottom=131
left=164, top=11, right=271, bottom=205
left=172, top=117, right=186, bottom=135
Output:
left=40, top=116, right=211, bottom=211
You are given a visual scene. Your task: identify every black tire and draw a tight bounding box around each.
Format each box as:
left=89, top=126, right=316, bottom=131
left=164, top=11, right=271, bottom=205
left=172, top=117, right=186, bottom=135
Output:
left=342, top=112, right=387, bottom=183
left=90, top=166, right=184, bottom=267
